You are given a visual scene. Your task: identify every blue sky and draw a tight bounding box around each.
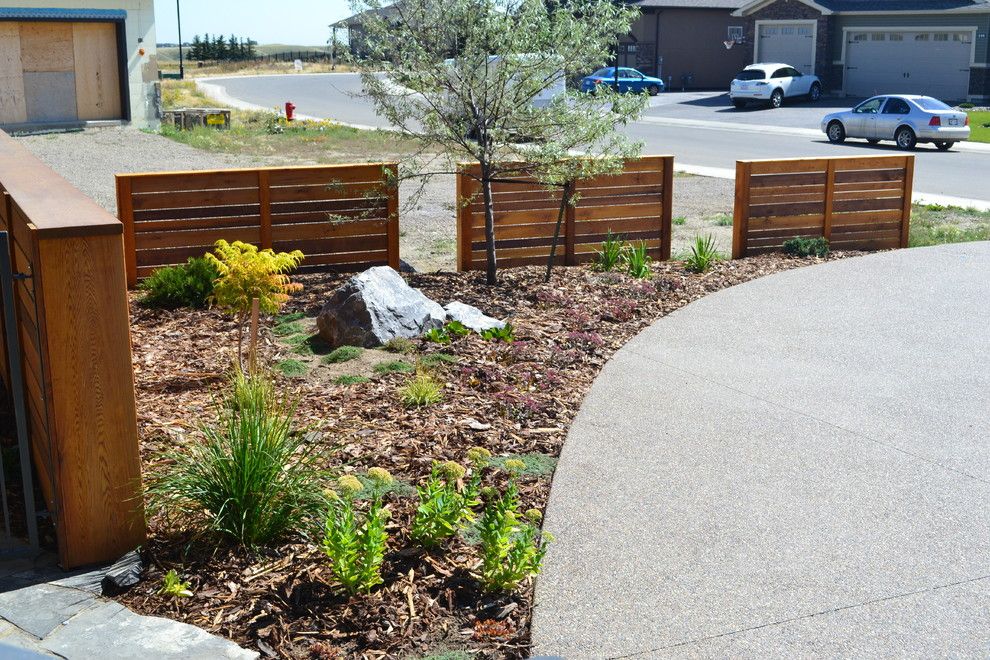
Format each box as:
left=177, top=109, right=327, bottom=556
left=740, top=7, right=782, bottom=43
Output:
left=154, top=0, right=354, bottom=45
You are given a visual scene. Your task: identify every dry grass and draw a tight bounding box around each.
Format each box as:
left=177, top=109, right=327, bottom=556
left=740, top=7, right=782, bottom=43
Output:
left=160, top=60, right=357, bottom=78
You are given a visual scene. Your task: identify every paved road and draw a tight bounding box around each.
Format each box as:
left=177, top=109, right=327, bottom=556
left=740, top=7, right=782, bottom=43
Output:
left=205, top=74, right=990, bottom=205
left=531, top=242, right=990, bottom=658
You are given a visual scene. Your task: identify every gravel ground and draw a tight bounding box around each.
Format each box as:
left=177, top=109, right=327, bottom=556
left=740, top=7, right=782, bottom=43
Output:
left=17, top=127, right=734, bottom=270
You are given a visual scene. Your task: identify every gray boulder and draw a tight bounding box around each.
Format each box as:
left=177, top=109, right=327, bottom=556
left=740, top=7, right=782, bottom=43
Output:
left=317, top=266, right=446, bottom=348
left=445, top=301, right=505, bottom=332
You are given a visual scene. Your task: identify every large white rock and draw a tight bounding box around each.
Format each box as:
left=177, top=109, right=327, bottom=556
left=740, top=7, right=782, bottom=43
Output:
left=444, top=301, right=505, bottom=332
left=316, top=266, right=446, bottom=347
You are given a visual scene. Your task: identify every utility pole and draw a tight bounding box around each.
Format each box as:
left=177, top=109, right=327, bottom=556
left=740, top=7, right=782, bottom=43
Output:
left=176, top=0, right=185, bottom=79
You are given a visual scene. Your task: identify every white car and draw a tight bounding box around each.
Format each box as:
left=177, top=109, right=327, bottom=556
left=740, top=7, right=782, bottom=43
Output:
left=729, top=63, right=822, bottom=109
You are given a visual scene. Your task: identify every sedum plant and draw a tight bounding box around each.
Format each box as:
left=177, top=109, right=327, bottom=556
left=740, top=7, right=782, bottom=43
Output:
left=322, top=471, right=392, bottom=595
left=411, top=461, right=482, bottom=548
left=144, top=369, right=325, bottom=547
left=207, top=240, right=304, bottom=368
left=477, top=479, right=552, bottom=593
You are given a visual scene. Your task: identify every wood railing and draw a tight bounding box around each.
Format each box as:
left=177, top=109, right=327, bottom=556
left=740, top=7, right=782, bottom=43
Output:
left=0, top=129, right=143, bottom=569
left=733, top=155, right=914, bottom=258
left=116, top=163, right=400, bottom=287
left=456, top=156, right=673, bottom=271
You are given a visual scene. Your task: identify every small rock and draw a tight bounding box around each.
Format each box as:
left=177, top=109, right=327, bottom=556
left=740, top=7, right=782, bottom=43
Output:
left=444, top=301, right=505, bottom=332
left=463, top=418, right=492, bottom=431
left=316, top=266, right=446, bottom=348
left=100, top=550, right=143, bottom=595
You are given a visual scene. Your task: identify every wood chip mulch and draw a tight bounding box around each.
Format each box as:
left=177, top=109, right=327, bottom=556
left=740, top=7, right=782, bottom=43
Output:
left=119, top=252, right=853, bottom=659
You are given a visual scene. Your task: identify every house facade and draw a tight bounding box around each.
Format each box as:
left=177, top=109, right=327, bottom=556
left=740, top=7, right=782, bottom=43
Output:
left=0, top=0, right=158, bottom=129
left=620, top=0, right=749, bottom=89
left=732, top=0, right=990, bottom=101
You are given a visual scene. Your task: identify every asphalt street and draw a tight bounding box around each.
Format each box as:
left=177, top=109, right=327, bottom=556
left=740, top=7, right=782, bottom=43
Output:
left=205, top=73, right=990, bottom=204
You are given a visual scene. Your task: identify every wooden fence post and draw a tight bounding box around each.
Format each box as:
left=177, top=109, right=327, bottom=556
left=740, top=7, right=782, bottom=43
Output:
left=564, top=180, right=576, bottom=266
left=385, top=163, right=400, bottom=270
left=732, top=161, right=751, bottom=259
left=455, top=167, right=474, bottom=271
left=257, top=169, right=272, bottom=250
left=900, top=155, right=915, bottom=248
left=823, top=159, right=836, bottom=241
left=661, top=156, right=674, bottom=261
left=115, top=175, right=137, bottom=288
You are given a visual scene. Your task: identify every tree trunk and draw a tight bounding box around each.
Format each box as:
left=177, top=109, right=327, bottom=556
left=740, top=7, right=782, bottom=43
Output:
left=481, top=173, right=498, bottom=285
left=544, top=181, right=574, bottom=283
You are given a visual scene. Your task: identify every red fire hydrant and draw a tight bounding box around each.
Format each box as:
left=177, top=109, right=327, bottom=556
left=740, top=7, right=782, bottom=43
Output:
left=285, top=101, right=296, bottom=121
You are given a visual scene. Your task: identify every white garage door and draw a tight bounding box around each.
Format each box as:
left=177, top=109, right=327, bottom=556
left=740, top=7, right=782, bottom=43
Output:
left=845, top=30, right=971, bottom=100
left=758, top=23, right=815, bottom=74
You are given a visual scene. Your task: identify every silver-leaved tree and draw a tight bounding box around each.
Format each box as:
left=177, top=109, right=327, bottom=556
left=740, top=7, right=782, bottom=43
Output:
left=353, top=0, right=649, bottom=283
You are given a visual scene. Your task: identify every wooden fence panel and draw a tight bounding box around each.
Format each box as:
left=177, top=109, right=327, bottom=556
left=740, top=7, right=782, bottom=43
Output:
left=456, top=156, right=673, bottom=271
left=117, top=163, right=400, bottom=286
left=733, top=155, right=913, bottom=258
left=0, top=129, right=143, bottom=569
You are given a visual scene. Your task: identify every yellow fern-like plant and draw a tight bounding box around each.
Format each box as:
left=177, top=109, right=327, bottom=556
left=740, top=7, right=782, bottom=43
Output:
left=207, top=240, right=304, bottom=368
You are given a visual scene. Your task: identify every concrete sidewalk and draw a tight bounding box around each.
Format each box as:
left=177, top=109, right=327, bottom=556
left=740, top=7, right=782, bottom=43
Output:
left=532, top=243, right=990, bottom=658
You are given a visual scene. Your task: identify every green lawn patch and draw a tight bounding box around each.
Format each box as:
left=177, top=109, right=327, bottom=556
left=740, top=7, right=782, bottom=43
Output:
left=275, top=359, right=308, bottom=377
left=373, top=360, right=415, bottom=375
left=966, top=111, right=990, bottom=143
left=910, top=204, right=990, bottom=247
left=323, top=345, right=363, bottom=364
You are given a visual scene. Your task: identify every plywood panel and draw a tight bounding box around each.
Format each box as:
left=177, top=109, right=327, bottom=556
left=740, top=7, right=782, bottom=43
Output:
left=73, top=23, right=121, bottom=121
left=20, top=22, right=74, bottom=73
left=0, top=23, right=27, bottom=124
left=23, top=72, right=77, bottom=122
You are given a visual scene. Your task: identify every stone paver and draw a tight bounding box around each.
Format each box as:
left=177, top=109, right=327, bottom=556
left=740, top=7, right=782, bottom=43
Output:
left=0, top=553, right=256, bottom=659
left=532, top=242, right=990, bottom=658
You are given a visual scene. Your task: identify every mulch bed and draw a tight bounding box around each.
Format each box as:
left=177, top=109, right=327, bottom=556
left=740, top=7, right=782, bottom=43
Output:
left=120, top=252, right=852, bottom=659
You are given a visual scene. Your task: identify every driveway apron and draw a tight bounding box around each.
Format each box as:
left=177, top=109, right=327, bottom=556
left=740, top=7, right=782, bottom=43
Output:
left=532, top=243, right=990, bottom=658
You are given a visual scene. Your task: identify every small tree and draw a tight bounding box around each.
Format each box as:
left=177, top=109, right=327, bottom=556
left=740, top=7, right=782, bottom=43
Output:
left=206, top=240, right=304, bottom=370
left=354, top=0, right=647, bottom=284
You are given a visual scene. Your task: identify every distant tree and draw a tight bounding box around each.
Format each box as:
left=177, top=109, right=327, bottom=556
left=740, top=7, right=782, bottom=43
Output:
left=245, top=38, right=258, bottom=59
left=213, top=34, right=227, bottom=60
left=228, top=35, right=239, bottom=60
left=353, top=0, right=647, bottom=284
left=190, top=34, right=203, bottom=60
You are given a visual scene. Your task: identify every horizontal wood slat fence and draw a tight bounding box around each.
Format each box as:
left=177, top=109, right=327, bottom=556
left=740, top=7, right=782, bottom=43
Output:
left=732, top=155, right=914, bottom=258
left=116, top=163, right=400, bottom=287
left=0, top=129, right=143, bottom=569
left=456, top=156, right=673, bottom=271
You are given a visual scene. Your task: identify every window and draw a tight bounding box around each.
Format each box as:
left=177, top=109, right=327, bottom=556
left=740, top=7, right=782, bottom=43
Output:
left=915, top=33, right=929, bottom=41
left=952, top=33, right=972, bottom=43
left=913, top=97, right=951, bottom=111
left=771, top=68, right=790, bottom=79
left=728, top=26, right=744, bottom=42
left=854, top=98, right=884, bottom=114
left=871, top=33, right=886, bottom=41
left=882, top=98, right=910, bottom=115
left=785, top=67, right=802, bottom=77
left=934, top=33, right=949, bottom=41
left=798, top=26, right=812, bottom=36
left=889, top=33, right=903, bottom=41
left=852, top=33, right=868, bottom=42
left=734, top=69, right=766, bottom=81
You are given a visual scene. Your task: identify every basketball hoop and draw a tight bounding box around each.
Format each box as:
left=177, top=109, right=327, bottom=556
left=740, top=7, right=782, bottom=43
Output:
left=723, top=40, right=735, bottom=50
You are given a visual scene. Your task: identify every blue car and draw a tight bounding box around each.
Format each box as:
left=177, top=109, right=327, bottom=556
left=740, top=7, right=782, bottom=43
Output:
left=580, top=67, right=665, bottom=95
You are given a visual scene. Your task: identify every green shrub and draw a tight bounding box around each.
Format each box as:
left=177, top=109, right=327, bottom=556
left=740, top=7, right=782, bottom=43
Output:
left=382, top=337, right=417, bottom=354
left=411, top=461, right=481, bottom=548
left=374, top=359, right=415, bottom=375
left=594, top=232, right=624, bottom=271
left=324, top=346, right=363, bottom=364
left=159, top=569, right=193, bottom=598
left=672, top=216, right=686, bottom=226
left=958, top=102, right=975, bottom=109
left=683, top=234, right=720, bottom=273
left=711, top=212, right=733, bottom=227
left=334, top=374, right=370, bottom=386
left=481, top=323, right=515, bottom=343
left=139, top=257, right=218, bottom=309
left=622, top=241, right=652, bottom=279
left=144, top=370, right=325, bottom=546
left=400, top=371, right=444, bottom=407
left=424, top=327, right=451, bottom=344
left=478, top=480, right=551, bottom=593
left=276, top=359, right=308, bottom=377
left=445, top=320, right=470, bottom=337
left=782, top=236, right=829, bottom=258
left=322, top=472, right=391, bottom=595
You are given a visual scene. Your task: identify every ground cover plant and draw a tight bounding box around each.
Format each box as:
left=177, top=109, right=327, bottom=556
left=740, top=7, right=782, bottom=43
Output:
left=125, top=251, right=853, bottom=658
left=140, top=257, right=218, bottom=309
left=783, top=236, right=829, bottom=258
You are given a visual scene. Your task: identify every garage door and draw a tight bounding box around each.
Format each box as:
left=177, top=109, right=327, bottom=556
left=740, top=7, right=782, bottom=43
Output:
left=845, top=30, right=971, bottom=100
left=0, top=21, right=121, bottom=125
left=758, top=23, right=815, bottom=74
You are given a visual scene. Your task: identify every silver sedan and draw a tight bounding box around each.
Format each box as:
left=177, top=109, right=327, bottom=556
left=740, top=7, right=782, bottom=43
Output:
left=821, top=95, right=970, bottom=151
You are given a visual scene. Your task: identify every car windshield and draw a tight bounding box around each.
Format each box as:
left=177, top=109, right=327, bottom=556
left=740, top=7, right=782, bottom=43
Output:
left=591, top=68, right=613, bottom=78
left=912, top=97, right=951, bottom=111
left=734, top=70, right=766, bottom=81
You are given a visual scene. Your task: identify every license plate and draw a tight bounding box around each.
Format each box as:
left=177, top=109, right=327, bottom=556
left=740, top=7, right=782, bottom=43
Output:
left=949, top=118, right=958, bottom=126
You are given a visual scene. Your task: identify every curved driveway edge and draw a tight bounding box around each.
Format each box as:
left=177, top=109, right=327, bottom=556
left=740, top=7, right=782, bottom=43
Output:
left=532, top=243, right=990, bottom=658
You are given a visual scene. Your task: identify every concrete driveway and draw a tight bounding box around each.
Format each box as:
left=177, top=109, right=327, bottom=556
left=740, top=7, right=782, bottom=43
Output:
left=532, top=243, right=990, bottom=658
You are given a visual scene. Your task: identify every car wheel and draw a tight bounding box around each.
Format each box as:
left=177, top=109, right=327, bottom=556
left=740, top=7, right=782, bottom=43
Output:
left=732, top=100, right=746, bottom=109
left=895, top=126, right=917, bottom=150
left=826, top=121, right=845, bottom=144
left=809, top=83, right=821, bottom=102
left=770, top=89, right=784, bottom=109
left=648, top=84, right=660, bottom=96
left=867, top=139, right=880, bottom=145
left=935, top=141, right=953, bottom=151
